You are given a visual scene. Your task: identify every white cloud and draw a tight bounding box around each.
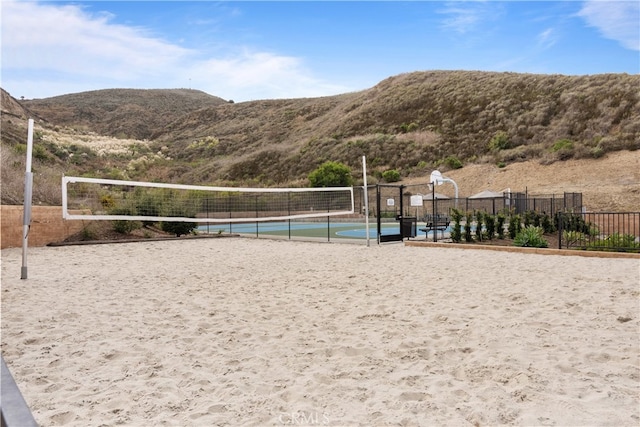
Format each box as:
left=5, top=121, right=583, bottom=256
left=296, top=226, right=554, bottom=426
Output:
left=440, top=6, right=481, bottom=34
left=2, top=1, right=192, bottom=80
left=188, top=50, right=350, bottom=101
left=578, top=1, right=640, bottom=51
left=537, top=28, right=558, bottom=50
left=438, top=1, right=503, bottom=35
left=0, top=0, right=352, bottom=101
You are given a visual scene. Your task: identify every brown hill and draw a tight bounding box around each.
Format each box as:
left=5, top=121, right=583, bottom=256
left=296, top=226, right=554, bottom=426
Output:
left=1, top=88, right=43, bottom=147
left=427, top=151, right=639, bottom=212
left=1, top=88, right=32, bottom=119
left=147, top=71, right=640, bottom=184
left=23, top=88, right=228, bottom=140
left=1, top=71, right=639, bottom=211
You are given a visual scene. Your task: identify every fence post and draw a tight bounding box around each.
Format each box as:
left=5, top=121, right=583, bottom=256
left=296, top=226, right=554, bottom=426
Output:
left=432, top=184, right=437, bottom=243
left=557, top=212, right=563, bottom=249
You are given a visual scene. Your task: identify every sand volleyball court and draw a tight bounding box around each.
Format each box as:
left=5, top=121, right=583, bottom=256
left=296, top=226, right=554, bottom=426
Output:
left=1, top=237, right=639, bottom=426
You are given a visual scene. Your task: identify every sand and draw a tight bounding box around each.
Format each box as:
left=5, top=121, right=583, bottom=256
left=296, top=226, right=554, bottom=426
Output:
left=1, top=237, right=639, bottom=426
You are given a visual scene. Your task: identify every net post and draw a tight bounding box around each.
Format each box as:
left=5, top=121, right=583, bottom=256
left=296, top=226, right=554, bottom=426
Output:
left=21, top=172, right=32, bottom=279
left=61, top=176, right=69, bottom=219
left=362, top=156, right=370, bottom=247
left=21, top=119, right=34, bottom=280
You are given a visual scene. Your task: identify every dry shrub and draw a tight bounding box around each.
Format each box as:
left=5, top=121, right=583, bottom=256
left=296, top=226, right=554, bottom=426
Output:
left=1, top=143, right=63, bottom=205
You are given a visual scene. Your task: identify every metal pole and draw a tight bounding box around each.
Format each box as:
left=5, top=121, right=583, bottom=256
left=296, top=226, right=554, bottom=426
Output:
left=376, top=185, right=381, bottom=244
left=557, top=212, right=563, bottom=250
left=362, top=156, right=370, bottom=247
left=288, top=192, right=291, bottom=240
left=206, top=198, right=210, bottom=234
left=399, top=185, right=405, bottom=239
left=432, top=183, right=437, bottom=242
left=21, top=119, right=34, bottom=280
left=327, top=215, right=330, bottom=242
left=327, top=196, right=331, bottom=242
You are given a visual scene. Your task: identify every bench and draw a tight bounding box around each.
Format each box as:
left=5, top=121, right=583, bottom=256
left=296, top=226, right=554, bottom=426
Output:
left=419, top=214, right=451, bottom=241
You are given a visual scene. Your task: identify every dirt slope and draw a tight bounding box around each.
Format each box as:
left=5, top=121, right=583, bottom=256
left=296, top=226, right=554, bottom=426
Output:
left=420, top=150, right=640, bottom=211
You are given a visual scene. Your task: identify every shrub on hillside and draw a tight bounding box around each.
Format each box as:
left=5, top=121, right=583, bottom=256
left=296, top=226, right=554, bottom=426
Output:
left=382, top=169, right=401, bottom=182
left=308, top=161, right=354, bottom=187
left=549, top=139, right=575, bottom=161
left=488, top=131, right=510, bottom=151
left=443, top=155, right=463, bottom=170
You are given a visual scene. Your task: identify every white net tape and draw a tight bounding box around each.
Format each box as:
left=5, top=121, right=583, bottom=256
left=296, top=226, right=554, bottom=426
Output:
left=62, top=176, right=354, bottom=223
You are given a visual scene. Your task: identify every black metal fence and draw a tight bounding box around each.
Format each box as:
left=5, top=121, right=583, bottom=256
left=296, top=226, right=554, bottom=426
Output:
left=193, top=185, right=637, bottom=253
left=355, top=183, right=584, bottom=220
left=557, top=212, right=640, bottom=252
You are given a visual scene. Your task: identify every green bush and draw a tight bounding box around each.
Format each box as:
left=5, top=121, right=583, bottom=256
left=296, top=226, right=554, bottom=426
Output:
left=475, top=211, right=484, bottom=242
left=381, top=169, right=401, bottom=182
left=514, top=226, right=548, bottom=248
left=563, top=230, right=584, bottom=248
left=308, top=161, right=354, bottom=187
left=450, top=209, right=463, bottom=243
left=109, top=206, right=142, bottom=234
left=159, top=199, right=197, bottom=237
left=14, top=144, right=27, bottom=155
left=551, top=139, right=574, bottom=152
left=134, top=190, right=164, bottom=226
left=550, top=139, right=575, bottom=160
left=523, top=210, right=538, bottom=228
left=586, top=233, right=640, bottom=252
left=508, top=214, right=522, bottom=239
left=160, top=220, right=197, bottom=237
left=556, top=212, right=592, bottom=235
left=113, top=219, right=142, bottom=234
left=590, top=145, right=605, bottom=159
left=464, top=212, right=474, bottom=242
left=540, top=214, right=555, bottom=233
left=100, top=194, right=116, bottom=210
left=488, top=131, right=510, bottom=151
left=484, top=214, right=496, bottom=240
left=496, top=213, right=506, bottom=239
left=33, top=144, right=50, bottom=161
left=81, top=226, right=98, bottom=241
left=444, top=156, right=463, bottom=170
left=398, top=122, right=419, bottom=133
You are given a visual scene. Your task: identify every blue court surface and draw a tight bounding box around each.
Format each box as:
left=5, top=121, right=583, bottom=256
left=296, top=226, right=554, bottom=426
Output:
left=198, top=221, right=451, bottom=240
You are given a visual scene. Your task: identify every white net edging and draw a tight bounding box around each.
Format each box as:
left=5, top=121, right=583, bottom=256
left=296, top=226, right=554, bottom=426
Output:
left=62, top=176, right=354, bottom=223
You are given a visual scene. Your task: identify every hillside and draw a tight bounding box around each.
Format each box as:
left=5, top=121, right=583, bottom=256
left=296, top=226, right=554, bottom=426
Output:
left=1, top=71, right=639, bottom=211
left=428, top=151, right=639, bottom=212
left=23, top=88, right=229, bottom=140
left=175, top=72, right=639, bottom=184
left=1, top=88, right=41, bottom=147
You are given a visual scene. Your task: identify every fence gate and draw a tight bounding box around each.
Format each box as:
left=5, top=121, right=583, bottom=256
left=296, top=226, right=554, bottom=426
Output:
left=375, top=184, right=418, bottom=243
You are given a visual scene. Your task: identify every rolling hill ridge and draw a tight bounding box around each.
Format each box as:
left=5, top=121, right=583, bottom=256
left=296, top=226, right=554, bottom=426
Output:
left=1, top=70, right=639, bottom=210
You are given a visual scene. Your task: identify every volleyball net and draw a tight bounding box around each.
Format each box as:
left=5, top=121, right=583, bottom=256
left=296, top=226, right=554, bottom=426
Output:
left=62, top=176, right=354, bottom=223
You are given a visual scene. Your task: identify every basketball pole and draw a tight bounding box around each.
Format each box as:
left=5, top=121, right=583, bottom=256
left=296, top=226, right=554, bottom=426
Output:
left=21, top=119, right=34, bottom=280
left=362, top=156, right=370, bottom=247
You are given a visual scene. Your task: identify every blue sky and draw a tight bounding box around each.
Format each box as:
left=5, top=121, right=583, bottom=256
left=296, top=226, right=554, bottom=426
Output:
left=2, top=1, right=639, bottom=102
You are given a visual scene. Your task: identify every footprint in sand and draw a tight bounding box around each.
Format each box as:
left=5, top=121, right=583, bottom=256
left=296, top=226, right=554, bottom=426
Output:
left=399, top=391, right=429, bottom=401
